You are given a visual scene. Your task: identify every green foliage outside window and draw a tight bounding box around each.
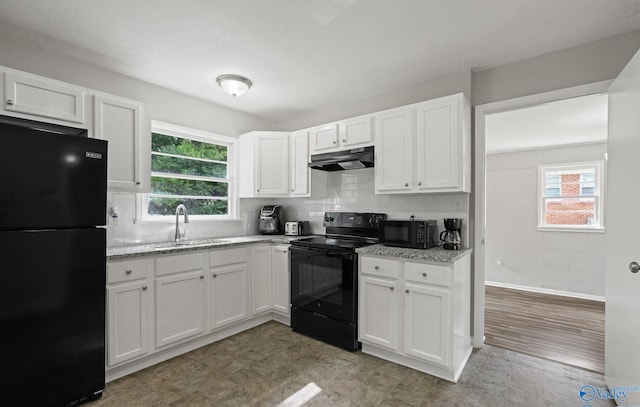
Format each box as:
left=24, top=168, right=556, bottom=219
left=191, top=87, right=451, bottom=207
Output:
left=152, top=133, right=227, bottom=161
left=148, top=132, right=230, bottom=216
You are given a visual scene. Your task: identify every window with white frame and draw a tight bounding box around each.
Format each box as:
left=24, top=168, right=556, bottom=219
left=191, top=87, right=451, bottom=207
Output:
left=538, top=161, right=604, bottom=229
left=143, top=122, right=235, bottom=219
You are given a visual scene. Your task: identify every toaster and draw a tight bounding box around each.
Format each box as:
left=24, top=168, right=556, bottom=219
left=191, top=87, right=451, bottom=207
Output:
left=285, top=221, right=310, bottom=236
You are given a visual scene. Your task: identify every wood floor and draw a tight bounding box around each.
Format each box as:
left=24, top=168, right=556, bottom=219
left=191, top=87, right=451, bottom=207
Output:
left=484, top=285, right=605, bottom=373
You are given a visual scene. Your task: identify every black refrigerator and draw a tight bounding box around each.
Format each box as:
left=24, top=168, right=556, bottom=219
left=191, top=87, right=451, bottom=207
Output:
left=0, top=117, right=107, bottom=406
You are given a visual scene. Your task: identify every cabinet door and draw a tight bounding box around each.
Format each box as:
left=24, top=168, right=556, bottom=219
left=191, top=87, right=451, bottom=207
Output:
left=94, top=93, right=148, bottom=191
left=290, top=130, right=309, bottom=197
left=107, top=280, right=150, bottom=366
left=3, top=71, right=86, bottom=125
left=251, top=245, right=273, bottom=315
left=416, top=95, right=461, bottom=191
left=404, top=283, right=451, bottom=367
left=271, top=245, right=290, bottom=315
left=375, top=109, right=414, bottom=192
left=210, top=263, right=247, bottom=329
left=256, top=133, right=289, bottom=196
left=155, top=270, right=205, bottom=347
left=359, top=276, right=398, bottom=350
left=310, top=124, right=339, bottom=152
left=339, top=116, right=373, bottom=147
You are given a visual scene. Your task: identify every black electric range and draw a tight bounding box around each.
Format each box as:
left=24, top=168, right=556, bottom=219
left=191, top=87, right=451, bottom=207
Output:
left=289, top=212, right=387, bottom=351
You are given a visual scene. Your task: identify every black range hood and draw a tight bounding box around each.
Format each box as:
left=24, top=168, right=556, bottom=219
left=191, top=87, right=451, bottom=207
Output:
left=308, top=146, right=374, bottom=171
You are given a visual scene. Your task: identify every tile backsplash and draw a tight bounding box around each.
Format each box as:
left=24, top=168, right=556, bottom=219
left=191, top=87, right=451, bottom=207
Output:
left=107, top=168, right=469, bottom=247
left=241, top=168, right=469, bottom=243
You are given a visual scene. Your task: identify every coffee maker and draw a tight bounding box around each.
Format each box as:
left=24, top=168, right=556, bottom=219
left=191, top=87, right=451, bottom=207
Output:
left=440, top=218, right=462, bottom=250
left=259, top=205, right=285, bottom=235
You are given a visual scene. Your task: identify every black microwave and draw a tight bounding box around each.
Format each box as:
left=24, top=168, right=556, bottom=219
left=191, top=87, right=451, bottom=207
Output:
left=378, top=220, right=438, bottom=249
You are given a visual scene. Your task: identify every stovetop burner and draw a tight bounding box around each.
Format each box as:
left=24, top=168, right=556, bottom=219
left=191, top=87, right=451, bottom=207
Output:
left=291, top=235, right=377, bottom=251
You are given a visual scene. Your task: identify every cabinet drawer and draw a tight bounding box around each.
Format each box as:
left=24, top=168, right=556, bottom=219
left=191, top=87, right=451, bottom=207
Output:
left=156, top=252, right=204, bottom=276
left=404, top=262, right=451, bottom=287
left=210, top=247, right=249, bottom=267
left=361, top=256, right=399, bottom=279
left=108, top=258, right=148, bottom=284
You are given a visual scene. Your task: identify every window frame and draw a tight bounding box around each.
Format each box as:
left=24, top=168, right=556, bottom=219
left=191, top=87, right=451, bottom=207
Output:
left=138, top=120, right=238, bottom=222
left=537, top=160, right=605, bottom=232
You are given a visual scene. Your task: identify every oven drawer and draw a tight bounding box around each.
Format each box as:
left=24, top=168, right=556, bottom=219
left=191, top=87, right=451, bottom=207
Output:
left=404, top=262, right=451, bottom=287
left=361, top=256, right=399, bottom=279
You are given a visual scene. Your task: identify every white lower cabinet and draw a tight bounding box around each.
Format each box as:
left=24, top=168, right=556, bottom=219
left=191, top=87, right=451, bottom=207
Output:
left=403, top=283, right=450, bottom=366
left=106, top=258, right=153, bottom=367
left=359, top=253, right=471, bottom=383
left=359, top=276, right=398, bottom=350
left=209, top=247, right=249, bottom=330
left=271, top=244, right=290, bottom=315
left=155, top=252, right=206, bottom=348
left=106, top=242, right=294, bottom=381
left=251, top=244, right=273, bottom=315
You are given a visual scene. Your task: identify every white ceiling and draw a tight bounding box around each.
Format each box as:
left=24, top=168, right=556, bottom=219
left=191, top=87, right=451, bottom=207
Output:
left=1, top=1, right=639, bottom=123
left=485, top=93, right=608, bottom=154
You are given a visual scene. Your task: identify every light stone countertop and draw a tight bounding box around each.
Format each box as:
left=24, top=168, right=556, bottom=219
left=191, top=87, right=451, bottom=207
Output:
left=107, top=235, right=311, bottom=260
left=355, top=244, right=472, bottom=263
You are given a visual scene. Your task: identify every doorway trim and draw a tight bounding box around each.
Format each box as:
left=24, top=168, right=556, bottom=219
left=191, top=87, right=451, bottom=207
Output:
left=473, top=80, right=613, bottom=348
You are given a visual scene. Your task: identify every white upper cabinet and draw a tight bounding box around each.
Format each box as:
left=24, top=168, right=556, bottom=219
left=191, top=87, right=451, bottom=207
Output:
left=416, top=95, right=467, bottom=192
left=375, top=108, right=414, bottom=192
left=339, top=115, right=373, bottom=148
left=290, top=130, right=310, bottom=197
left=309, top=115, right=374, bottom=155
left=310, top=124, right=339, bottom=152
left=1, top=67, right=87, bottom=127
left=93, top=92, right=150, bottom=192
left=239, top=131, right=289, bottom=197
left=375, top=93, right=470, bottom=194
left=239, top=131, right=310, bottom=198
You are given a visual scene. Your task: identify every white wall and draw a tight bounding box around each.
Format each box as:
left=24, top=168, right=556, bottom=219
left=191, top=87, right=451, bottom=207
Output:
left=472, top=30, right=640, bottom=107
left=275, top=70, right=472, bottom=131
left=485, top=143, right=607, bottom=297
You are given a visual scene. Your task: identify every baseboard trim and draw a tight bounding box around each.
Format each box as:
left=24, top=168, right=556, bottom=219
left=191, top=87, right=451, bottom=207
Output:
left=485, top=281, right=605, bottom=302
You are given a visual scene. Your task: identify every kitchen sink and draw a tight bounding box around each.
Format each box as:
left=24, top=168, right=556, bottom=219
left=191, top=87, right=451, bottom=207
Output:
left=151, top=238, right=232, bottom=249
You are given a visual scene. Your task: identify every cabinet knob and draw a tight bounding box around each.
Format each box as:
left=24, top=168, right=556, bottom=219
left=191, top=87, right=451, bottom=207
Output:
left=342, top=139, right=346, bottom=143
left=6, top=99, right=15, bottom=106
left=125, top=270, right=132, bottom=275
left=390, top=287, right=394, bottom=291
left=257, top=189, right=260, bottom=192
left=142, top=286, right=148, bottom=291
left=404, top=182, right=409, bottom=187
left=212, top=274, right=217, bottom=278
left=200, top=275, right=204, bottom=280
left=135, top=181, right=141, bottom=185
left=333, top=140, right=337, bottom=144
left=374, top=266, right=379, bottom=270
left=422, top=272, right=427, bottom=277
left=630, top=262, right=640, bottom=274
left=405, top=289, right=410, bottom=294
left=418, top=181, right=422, bottom=186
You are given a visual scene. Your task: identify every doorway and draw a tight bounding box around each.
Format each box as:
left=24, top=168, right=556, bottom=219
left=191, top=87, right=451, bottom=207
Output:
left=473, top=82, right=611, bottom=372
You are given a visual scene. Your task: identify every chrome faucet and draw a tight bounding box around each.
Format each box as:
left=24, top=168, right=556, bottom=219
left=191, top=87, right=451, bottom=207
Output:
left=175, top=204, right=189, bottom=242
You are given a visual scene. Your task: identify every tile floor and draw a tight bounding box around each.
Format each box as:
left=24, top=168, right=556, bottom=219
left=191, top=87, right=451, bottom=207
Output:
left=95, top=321, right=615, bottom=406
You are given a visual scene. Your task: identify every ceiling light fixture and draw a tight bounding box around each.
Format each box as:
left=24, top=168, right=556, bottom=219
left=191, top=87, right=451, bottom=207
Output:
left=216, top=74, right=252, bottom=97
